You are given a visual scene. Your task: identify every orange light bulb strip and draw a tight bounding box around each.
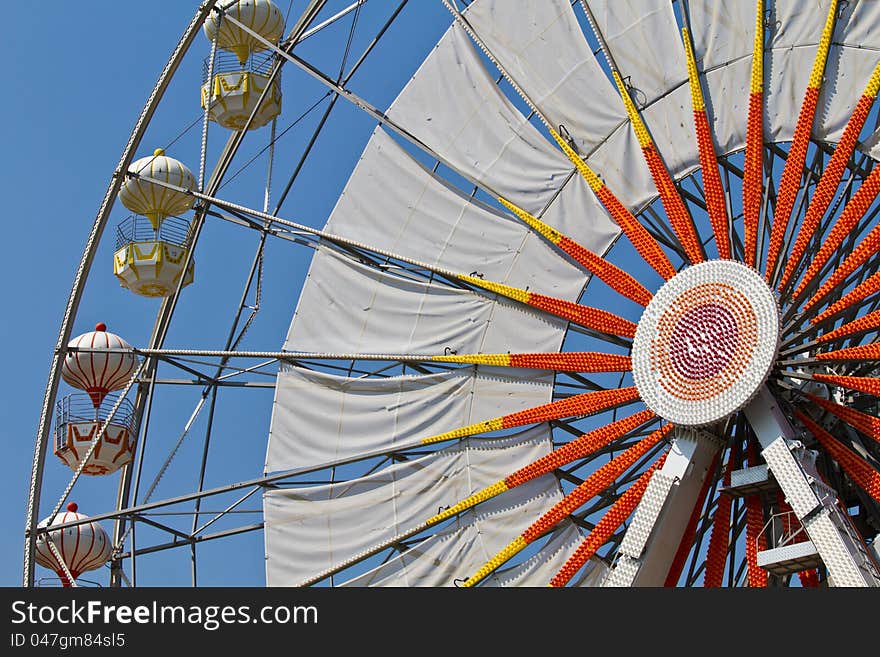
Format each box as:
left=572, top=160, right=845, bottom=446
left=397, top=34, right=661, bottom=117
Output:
left=548, top=129, right=677, bottom=281
left=764, top=0, right=838, bottom=281
left=804, top=393, right=880, bottom=445
left=817, top=308, right=880, bottom=343
left=458, top=273, right=637, bottom=338
left=742, top=0, right=765, bottom=267
left=504, top=412, right=664, bottom=489
left=459, top=429, right=671, bottom=587
left=745, top=441, right=768, bottom=587
left=813, top=373, right=880, bottom=398
left=795, top=410, right=880, bottom=502
left=498, top=197, right=652, bottom=306
left=683, top=27, right=730, bottom=260
left=431, top=351, right=632, bottom=372
left=779, top=63, right=880, bottom=291
left=794, top=165, right=880, bottom=302
left=612, top=70, right=703, bottom=265
left=809, top=269, right=880, bottom=324
left=703, top=449, right=735, bottom=587
left=805, top=220, right=880, bottom=312
left=426, top=413, right=663, bottom=528
left=420, top=386, right=639, bottom=445
left=549, top=452, right=668, bottom=587
left=664, top=450, right=721, bottom=587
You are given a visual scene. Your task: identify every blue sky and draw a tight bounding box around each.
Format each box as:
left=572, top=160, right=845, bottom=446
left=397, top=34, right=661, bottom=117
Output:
left=7, top=1, right=862, bottom=590
left=1, top=1, right=456, bottom=587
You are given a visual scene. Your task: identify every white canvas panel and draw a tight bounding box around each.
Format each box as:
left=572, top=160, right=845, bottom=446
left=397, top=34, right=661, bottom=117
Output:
left=836, top=0, right=880, bottom=48
left=587, top=0, right=687, bottom=107
left=772, top=0, right=834, bottom=51
left=688, top=0, right=755, bottom=71
left=386, top=21, right=581, bottom=217
left=538, top=167, right=620, bottom=260
left=266, top=364, right=553, bottom=472
left=323, top=128, right=587, bottom=302
left=464, top=0, right=625, bottom=156
left=337, top=475, right=561, bottom=587
left=284, top=247, right=567, bottom=355
left=264, top=428, right=554, bottom=586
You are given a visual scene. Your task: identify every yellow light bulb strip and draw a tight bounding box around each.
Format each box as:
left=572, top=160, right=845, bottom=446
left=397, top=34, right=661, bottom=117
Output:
left=425, top=412, right=660, bottom=527
left=682, top=27, right=731, bottom=259
left=425, top=480, right=510, bottom=526
left=498, top=197, right=652, bottom=306
left=458, top=274, right=637, bottom=338
left=764, top=0, right=839, bottom=281
left=548, top=128, right=676, bottom=281
left=431, top=351, right=632, bottom=373
left=742, top=0, right=765, bottom=267
left=420, top=387, right=639, bottom=445
left=611, top=71, right=704, bottom=264
left=780, top=62, right=880, bottom=291
left=459, top=425, right=671, bottom=587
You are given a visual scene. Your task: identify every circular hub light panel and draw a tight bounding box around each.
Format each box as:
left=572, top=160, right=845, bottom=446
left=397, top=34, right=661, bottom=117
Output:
left=632, top=260, right=779, bottom=427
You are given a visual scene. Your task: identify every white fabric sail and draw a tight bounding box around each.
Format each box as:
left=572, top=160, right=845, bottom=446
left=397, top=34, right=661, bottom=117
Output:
left=264, top=428, right=556, bottom=586
left=588, top=0, right=687, bottom=108
left=284, top=246, right=569, bottom=356
left=484, top=521, right=608, bottom=587
left=337, top=475, right=561, bottom=587
left=386, top=22, right=578, bottom=217
left=321, top=127, right=611, bottom=302
left=266, top=364, right=553, bottom=472
left=462, top=0, right=625, bottom=158
left=383, top=18, right=622, bottom=282
left=263, top=0, right=880, bottom=589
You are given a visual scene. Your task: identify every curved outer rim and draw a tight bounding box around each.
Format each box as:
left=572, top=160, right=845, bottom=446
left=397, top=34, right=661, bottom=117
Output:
left=25, top=0, right=338, bottom=588
left=28, top=2, right=880, bottom=587
left=22, top=1, right=223, bottom=587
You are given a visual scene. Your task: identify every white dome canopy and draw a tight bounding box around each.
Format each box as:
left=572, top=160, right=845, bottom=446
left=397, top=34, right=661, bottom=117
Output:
left=34, top=503, right=112, bottom=585
left=61, top=323, right=138, bottom=408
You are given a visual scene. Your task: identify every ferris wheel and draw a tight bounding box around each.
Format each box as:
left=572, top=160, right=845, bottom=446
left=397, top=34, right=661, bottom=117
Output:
left=25, top=0, right=880, bottom=588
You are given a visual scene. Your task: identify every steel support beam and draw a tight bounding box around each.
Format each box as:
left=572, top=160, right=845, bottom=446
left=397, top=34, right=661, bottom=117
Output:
left=744, top=386, right=880, bottom=586
left=601, top=427, right=722, bottom=586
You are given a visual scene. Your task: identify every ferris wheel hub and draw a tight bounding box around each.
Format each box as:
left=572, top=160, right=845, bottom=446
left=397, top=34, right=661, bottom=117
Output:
left=631, top=260, right=779, bottom=427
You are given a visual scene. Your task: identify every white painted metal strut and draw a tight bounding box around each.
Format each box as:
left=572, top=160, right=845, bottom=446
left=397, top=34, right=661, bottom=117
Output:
left=601, top=427, right=723, bottom=586
left=744, top=386, right=880, bottom=587
left=22, top=0, right=223, bottom=587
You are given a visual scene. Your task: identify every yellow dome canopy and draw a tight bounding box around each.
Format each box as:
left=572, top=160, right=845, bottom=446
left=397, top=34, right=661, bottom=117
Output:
left=204, top=0, right=285, bottom=64
left=118, top=149, right=196, bottom=229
